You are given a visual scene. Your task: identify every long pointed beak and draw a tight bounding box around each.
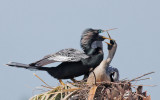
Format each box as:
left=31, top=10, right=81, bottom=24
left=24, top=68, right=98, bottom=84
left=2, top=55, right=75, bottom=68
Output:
left=102, top=28, right=118, bottom=32
left=105, top=42, right=112, bottom=45
left=104, top=32, right=112, bottom=45
left=102, top=36, right=112, bottom=40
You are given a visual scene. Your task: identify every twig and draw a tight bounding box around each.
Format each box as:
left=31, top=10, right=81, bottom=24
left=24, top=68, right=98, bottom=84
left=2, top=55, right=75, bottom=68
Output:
left=92, top=71, right=97, bottom=85
left=121, top=78, right=128, bottom=81
left=131, top=84, right=157, bottom=87
left=129, top=72, right=155, bottom=82
left=103, top=28, right=118, bottom=32
left=47, top=88, right=81, bottom=95
left=96, top=81, right=129, bottom=85
left=33, top=73, right=51, bottom=87
left=62, top=90, right=78, bottom=100
left=133, top=80, right=138, bottom=87
left=41, top=85, right=54, bottom=89
left=132, top=77, right=151, bottom=82
left=134, top=93, right=146, bottom=98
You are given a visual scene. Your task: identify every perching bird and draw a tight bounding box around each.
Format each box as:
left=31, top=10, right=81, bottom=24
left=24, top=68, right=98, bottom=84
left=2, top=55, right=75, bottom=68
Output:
left=6, top=28, right=112, bottom=85
left=87, top=34, right=119, bottom=85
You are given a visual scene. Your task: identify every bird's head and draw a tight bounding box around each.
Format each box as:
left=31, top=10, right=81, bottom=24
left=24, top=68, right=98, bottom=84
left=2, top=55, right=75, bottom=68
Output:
left=107, top=39, right=116, bottom=50
left=80, top=28, right=111, bottom=54
left=106, top=65, right=119, bottom=82
left=104, top=33, right=117, bottom=50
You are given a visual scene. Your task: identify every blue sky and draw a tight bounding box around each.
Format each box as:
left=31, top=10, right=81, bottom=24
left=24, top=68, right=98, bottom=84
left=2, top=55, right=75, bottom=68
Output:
left=0, top=0, right=159, bottom=99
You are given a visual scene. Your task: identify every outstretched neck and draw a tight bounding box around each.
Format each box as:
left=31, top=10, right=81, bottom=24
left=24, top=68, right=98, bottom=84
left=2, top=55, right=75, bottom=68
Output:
left=102, top=42, right=117, bottom=69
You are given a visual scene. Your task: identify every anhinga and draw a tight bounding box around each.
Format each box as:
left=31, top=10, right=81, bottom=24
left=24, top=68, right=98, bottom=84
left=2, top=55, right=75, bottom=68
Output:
left=87, top=34, right=119, bottom=85
left=6, top=28, right=112, bottom=85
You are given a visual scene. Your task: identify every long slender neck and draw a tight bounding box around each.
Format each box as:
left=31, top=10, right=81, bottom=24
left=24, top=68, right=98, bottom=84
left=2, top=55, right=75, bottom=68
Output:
left=85, top=48, right=97, bottom=56
left=102, top=42, right=117, bottom=68
left=81, top=52, right=104, bottom=67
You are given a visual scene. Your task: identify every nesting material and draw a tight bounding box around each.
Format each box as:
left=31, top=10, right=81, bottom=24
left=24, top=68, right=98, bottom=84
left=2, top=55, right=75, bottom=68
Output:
left=30, top=72, right=154, bottom=100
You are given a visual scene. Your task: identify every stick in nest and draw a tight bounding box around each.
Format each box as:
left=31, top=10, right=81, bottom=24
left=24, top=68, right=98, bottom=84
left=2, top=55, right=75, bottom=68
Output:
left=33, top=73, right=51, bottom=88
left=129, top=71, right=155, bottom=82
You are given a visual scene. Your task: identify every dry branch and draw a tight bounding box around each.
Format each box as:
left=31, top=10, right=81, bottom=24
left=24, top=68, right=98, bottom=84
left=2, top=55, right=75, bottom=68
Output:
left=30, top=72, right=155, bottom=100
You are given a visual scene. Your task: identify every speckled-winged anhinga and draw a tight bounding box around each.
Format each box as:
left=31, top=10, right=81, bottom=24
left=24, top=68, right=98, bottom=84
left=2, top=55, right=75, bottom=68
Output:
left=6, top=28, right=112, bottom=85
left=87, top=34, right=119, bottom=85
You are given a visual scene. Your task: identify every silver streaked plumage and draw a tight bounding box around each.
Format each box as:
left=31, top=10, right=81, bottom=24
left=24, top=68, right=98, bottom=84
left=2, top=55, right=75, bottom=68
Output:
left=6, top=28, right=108, bottom=81
left=31, top=48, right=89, bottom=66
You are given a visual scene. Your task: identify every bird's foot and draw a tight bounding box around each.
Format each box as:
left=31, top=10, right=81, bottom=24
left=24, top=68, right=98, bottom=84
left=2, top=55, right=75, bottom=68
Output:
left=70, top=78, right=78, bottom=83
left=59, top=79, right=65, bottom=86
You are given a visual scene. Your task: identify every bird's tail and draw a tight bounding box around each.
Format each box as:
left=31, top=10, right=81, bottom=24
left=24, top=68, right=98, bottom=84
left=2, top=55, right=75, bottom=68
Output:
left=6, top=62, right=49, bottom=71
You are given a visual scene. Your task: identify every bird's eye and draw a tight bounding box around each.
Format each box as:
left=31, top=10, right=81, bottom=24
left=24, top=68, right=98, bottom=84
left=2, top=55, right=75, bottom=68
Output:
left=98, top=30, right=103, bottom=33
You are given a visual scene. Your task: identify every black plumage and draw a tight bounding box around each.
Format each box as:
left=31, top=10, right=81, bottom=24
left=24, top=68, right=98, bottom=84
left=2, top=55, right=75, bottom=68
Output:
left=6, top=28, right=109, bottom=80
left=87, top=35, right=119, bottom=85
left=80, top=28, right=104, bottom=55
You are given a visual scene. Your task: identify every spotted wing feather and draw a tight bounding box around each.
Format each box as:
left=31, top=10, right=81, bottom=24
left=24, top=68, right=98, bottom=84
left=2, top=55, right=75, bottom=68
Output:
left=30, top=48, right=89, bottom=67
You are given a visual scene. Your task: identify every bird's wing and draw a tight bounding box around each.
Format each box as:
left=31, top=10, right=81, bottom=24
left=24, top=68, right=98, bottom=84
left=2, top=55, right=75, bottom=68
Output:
left=30, top=48, right=89, bottom=66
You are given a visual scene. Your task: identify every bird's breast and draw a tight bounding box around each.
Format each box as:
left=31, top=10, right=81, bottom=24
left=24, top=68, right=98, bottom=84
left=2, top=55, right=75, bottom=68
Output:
left=87, top=66, right=111, bottom=85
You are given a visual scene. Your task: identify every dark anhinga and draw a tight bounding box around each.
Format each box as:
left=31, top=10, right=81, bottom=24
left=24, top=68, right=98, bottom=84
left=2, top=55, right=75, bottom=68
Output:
left=87, top=34, right=119, bottom=85
left=6, top=28, right=112, bottom=85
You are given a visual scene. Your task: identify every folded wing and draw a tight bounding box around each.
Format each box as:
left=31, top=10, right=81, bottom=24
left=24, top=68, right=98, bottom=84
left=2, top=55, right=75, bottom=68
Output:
left=30, top=48, right=89, bottom=67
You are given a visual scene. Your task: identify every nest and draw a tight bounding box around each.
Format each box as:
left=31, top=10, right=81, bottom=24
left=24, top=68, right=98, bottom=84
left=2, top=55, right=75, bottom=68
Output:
left=30, top=72, right=155, bottom=100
